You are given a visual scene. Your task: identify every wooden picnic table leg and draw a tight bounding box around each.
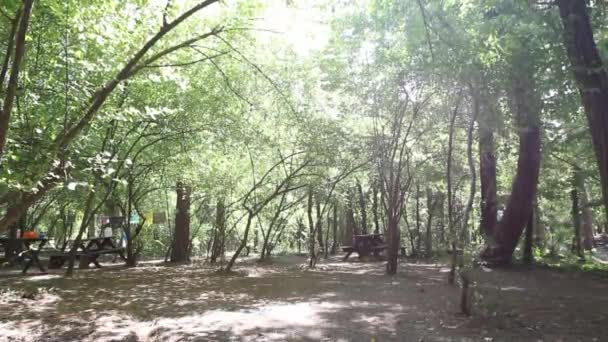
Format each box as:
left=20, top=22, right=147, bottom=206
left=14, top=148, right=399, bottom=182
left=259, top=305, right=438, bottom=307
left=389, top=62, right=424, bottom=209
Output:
left=108, top=239, right=127, bottom=261
left=79, top=255, right=90, bottom=269
left=343, top=251, right=352, bottom=261
left=92, top=257, right=102, bottom=268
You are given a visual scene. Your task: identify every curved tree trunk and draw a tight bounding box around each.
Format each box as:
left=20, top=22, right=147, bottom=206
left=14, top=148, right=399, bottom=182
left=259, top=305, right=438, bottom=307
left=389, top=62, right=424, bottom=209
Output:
left=481, top=56, right=541, bottom=265
left=0, top=0, right=34, bottom=159
left=557, top=0, right=608, bottom=225
left=226, top=213, right=252, bottom=272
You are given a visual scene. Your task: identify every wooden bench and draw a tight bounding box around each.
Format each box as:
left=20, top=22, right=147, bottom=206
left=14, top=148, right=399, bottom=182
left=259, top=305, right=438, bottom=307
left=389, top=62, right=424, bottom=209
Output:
left=0, top=238, right=48, bottom=273
left=342, top=234, right=387, bottom=261
left=48, top=237, right=125, bottom=269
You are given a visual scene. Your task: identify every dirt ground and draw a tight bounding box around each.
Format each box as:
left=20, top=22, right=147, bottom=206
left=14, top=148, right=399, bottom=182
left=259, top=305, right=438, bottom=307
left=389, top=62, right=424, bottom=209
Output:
left=0, top=255, right=607, bottom=342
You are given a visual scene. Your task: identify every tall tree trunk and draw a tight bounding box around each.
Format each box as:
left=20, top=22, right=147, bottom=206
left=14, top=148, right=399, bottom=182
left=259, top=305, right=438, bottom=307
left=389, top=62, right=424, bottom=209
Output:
left=66, top=191, right=96, bottom=277
left=437, top=192, right=445, bottom=245
left=523, top=209, right=534, bottom=265
left=380, top=186, right=386, bottom=234
left=331, top=202, right=338, bottom=254
left=345, top=195, right=356, bottom=242
left=575, top=171, right=595, bottom=250
left=0, top=1, right=221, bottom=234
left=479, top=118, right=497, bottom=239
left=462, top=94, right=478, bottom=244
left=324, top=204, right=331, bottom=258
left=447, top=102, right=458, bottom=248
left=316, top=196, right=324, bottom=249
left=372, top=184, right=380, bottom=234
left=356, top=179, right=368, bottom=234
left=481, top=53, right=542, bottom=265
left=307, top=187, right=316, bottom=268
left=260, top=192, right=287, bottom=261
left=0, top=0, right=34, bottom=158
left=415, top=184, right=422, bottom=255
left=386, top=214, right=400, bottom=275
left=571, top=187, right=584, bottom=260
left=210, top=199, right=225, bottom=263
left=297, top=218, right=304, bottom=254
left=557, top=0, right=608, bottom=225
left=226, top=213, right=253, bottom=272
left=170, top=182, right=190, bottom=263
left=425, top=188, right=436, bottom=256
left=533, top=200, right=545, bottom=247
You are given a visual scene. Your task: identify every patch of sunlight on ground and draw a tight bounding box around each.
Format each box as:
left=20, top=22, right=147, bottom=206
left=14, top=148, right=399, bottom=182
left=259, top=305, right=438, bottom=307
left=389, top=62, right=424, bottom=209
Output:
left=55, top=301, right=346, bottom=341
left=500, top=286, right=525, bottom=292
left=24, top=274, right=63, bottom=282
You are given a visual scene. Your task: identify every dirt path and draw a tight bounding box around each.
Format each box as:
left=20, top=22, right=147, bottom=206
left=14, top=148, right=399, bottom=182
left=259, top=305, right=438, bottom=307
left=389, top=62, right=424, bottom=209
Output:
left=0, top=255, right=607, bottom=341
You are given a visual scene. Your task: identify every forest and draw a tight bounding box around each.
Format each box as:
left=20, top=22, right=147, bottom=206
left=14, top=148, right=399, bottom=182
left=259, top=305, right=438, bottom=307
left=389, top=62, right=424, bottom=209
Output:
left=1, top=0, right=608, bottom=341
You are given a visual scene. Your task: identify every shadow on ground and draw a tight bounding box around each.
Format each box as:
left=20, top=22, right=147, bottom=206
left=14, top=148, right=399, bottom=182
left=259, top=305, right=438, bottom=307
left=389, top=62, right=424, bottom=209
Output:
left=1, top=255, right=607, bottom=341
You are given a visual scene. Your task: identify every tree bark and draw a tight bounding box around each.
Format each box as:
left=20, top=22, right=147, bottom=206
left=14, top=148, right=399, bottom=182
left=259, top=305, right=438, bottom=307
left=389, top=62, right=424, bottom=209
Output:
left=315, top=196, right=324, bottom=249
left=557, top=0, right=608, bottom=225
left=307, top=187, right=316, bottom=267
left=533, top=200, right=544, bottom=247
left=331, top=202, right=338, bottom=254
left=481, top=54, right=541, bottom=265
left=324, top=205, right=331, bottom=258
left=574, top=170, right=595, bottom=250
left=226, top=213, right=252, bottom=272
left=0, top=0, right=34, bottom=158
left=260, top=192, right=287, bottom=261
left=170, top=182, right=190, bottom=263
left=385, top=214, right=400, bottom=275
left=462, top=94, right=478, bottom=244
left=571, top=187, right=584, bottom=259
left=523, top=209, right=534, bottom=265
left=356, top=179, right=368, bottom=235
left=425, top=188, right=436, bottom=256
left=345, top=194, right=357, bottom=242
left=66, top=191, right=96, bottom=277
left=437, top=192, right=445, bottom=245
left=0, top=1, right=221, bottom=234
left=447, top=101, right=458, bottom=247
left=479, top=117, right=497, bottom=239
left=210, top=199, right=225, bottom=263
left=372, top=184, right=381, bottom=234
left=415, top=184, right=422, bottom=255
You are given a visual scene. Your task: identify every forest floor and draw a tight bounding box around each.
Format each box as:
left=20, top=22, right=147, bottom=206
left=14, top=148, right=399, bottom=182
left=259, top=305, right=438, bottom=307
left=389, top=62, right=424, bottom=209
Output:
left=0, top=254, right=607, bottom=342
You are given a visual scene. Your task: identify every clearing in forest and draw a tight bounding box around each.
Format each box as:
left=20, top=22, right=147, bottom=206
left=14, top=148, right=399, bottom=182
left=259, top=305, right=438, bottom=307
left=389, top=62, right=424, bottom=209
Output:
left=1, top=255, right=607, bottom=342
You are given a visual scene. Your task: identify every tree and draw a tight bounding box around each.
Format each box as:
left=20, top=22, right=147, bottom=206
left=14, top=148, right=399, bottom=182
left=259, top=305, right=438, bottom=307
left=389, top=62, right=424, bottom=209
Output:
left=0, top=0, right=223, bottom=233
left=557, top=0, right=608, bottom=226
left=170, top=182, right=191, bottom=263
left=481, top=47, right=542, bottom=265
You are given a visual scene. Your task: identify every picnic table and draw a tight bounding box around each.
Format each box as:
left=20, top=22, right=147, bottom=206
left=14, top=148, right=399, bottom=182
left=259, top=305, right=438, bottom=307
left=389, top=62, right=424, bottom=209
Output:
left=48, top=236, right=126, bottom=269
left=0, top=237, right=48, bottom=273
left=342, top=234, right=387, bottom=261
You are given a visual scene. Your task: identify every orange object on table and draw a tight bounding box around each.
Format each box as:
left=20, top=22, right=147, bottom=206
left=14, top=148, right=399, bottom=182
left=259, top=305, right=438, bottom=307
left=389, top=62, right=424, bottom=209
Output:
left=22, top=231, right=38, bottom=239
